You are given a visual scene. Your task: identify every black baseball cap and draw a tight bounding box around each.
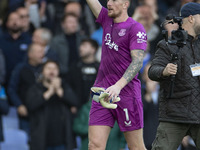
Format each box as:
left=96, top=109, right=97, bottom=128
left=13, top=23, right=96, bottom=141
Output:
left=180, top=2, right=200, bottom=18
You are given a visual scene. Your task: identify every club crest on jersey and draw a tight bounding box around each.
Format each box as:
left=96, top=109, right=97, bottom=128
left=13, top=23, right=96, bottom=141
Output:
left=136, top=31, right=147, bottom=43
left=118, top=29, right=126, bottom=36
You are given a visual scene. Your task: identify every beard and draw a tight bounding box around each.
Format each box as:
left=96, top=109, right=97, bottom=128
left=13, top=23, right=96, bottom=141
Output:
left=80, top=53, right=91, bottom=60
left=8, top=25, right=22, bottom=34
left=108, top=10, right=122, bottom=19
left=194, top=24, right=200, bottom=36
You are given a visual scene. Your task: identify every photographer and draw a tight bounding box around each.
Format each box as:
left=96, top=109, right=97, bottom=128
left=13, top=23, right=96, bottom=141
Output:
left=148, top=2, right=200, bottom=150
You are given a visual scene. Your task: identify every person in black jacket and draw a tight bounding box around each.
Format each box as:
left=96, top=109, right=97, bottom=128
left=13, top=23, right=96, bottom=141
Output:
left=67, top=38, right=99, bottom=149
left=148, top=2, right=200, bottom=150
left=26, top=60, right=78, bottom=150
left=67, top=38, right=99, bottom=110
left=8, top=43, right=44, bottom=138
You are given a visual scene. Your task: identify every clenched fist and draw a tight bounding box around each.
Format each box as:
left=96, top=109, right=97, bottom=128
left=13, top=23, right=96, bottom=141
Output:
left=162, top=63, right=177, bottom=76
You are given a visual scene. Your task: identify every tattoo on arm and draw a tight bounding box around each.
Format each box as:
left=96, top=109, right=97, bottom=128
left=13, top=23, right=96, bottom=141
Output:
left=123, top=50, right=144, bottom=83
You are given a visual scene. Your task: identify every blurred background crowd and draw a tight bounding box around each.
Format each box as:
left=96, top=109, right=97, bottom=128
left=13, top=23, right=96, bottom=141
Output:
left=0, top=0, right=199, bottom=150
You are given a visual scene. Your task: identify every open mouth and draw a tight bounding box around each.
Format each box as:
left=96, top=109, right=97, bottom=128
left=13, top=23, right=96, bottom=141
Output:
left=48, top=73, right=55, bottom=78
left=108, top=8, right=113, bottom=12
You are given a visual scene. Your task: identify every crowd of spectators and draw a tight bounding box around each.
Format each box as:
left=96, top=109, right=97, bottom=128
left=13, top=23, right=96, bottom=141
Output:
left=0, top=0, right=199, bottom=150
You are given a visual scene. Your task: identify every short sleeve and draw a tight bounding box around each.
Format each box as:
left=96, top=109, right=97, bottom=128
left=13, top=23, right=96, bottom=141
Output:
left=129, top=22, right=147, bottom=51
left=96, top=7, right=111, bottom=28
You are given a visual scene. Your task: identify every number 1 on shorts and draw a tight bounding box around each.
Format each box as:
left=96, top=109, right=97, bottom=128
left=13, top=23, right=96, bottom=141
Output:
left=123, top=108, right=130, bottom=121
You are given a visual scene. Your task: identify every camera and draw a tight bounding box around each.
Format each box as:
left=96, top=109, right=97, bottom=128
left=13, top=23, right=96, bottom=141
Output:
left=161, top=15, right=188, bottom=98
left=162, top=15, right=188, bottom=48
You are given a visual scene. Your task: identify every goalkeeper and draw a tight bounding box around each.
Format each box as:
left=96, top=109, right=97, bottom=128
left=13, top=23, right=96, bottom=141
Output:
left=87, top=0, right=147, bottom=149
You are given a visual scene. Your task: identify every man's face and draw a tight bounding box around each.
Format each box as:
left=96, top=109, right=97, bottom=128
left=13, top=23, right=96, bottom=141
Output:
left=62, top=16, right=78, bottom=35
left=64, top=3, right=81, bottom=18
left=6, top=12, right=22, bottom=33
left=32, top=29, right=46, bottom=46
left=17, top=8, right=29, bottom=29
left=136, top=5, right=154, bottom=29
left=193, top=14, right=200, bottom=36
left=79, top=42, right=94, bottom=59
left=107, top=0, right=125, bottom=18
left=42, top=62, right=59, bottom=82
left=28, top=44, right=45, bottom=65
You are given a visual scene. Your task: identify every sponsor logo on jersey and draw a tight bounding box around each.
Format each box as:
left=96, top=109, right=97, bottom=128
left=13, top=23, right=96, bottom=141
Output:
left=105, top=33, right=119, bottom=51
left=136, top=31, right=147, bottom=43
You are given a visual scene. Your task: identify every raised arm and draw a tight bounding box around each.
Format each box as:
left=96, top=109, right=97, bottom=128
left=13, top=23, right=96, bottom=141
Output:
left=86, top=0, right=102, bottom=18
